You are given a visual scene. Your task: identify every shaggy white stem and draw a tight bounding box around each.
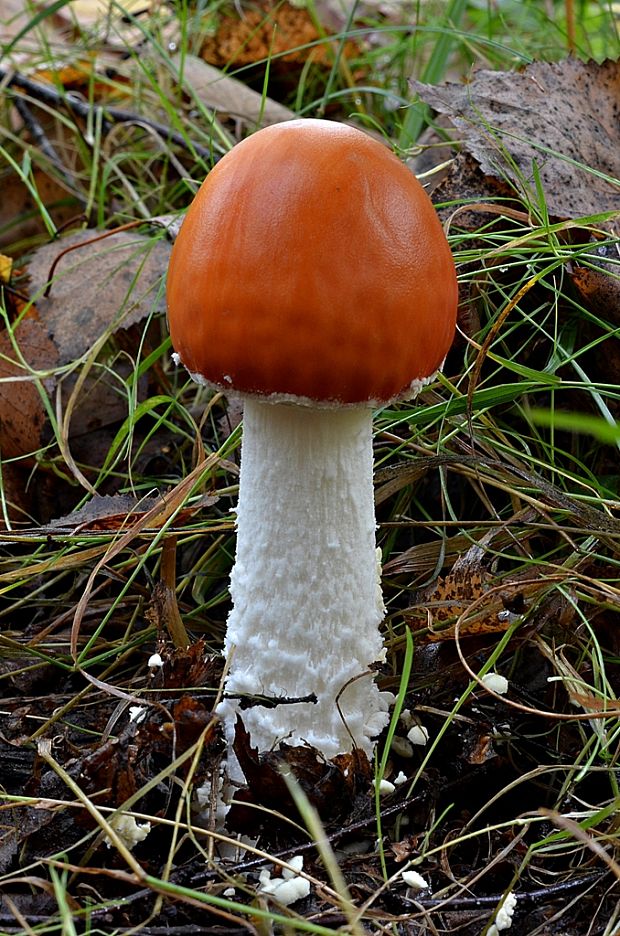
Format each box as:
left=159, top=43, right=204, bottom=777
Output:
left=218, top=398, right=391, bottom=761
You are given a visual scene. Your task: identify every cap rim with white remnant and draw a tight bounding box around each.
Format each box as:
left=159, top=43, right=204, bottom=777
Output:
left=167, top=119, right=458, bottom=407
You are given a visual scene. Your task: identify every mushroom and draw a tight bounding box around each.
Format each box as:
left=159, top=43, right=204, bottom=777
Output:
left=166, top=119, right=457, bottom=764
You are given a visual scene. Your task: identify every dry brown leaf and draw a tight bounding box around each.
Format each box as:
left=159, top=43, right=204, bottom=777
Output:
left=175, top=54, right=294, bottom=128
left=0, top=316, right=59, bottom=459
left=0, top=463, right=35, bottom=529
left=0, top=229, right=168, bottom=463
left=45, top=493, right=218, bottom=533
left=567, top=244, right=620, bottom=397
left=25, top=228, right=169, bottom=364
left=80, top=694, right=222, bottom=809
left=429, top=151, right=519, bottom=228
left=405, top=543, right=519, bottom=641
left=0, top=167, right=81, bottom=251
left=391, top=836, right=419, bottom=864
left=569, top=246, right=620, bottom=320
left=465, top=732, right=497, bottom=765
left=146, top=638, right=223, bottom=692
left=412, top=58, right=620, bottom=219
left=228, top=718, right=372, bottom=835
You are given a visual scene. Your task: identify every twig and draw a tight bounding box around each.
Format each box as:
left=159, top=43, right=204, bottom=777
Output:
left=0, top=67, right=216, bottom=162
left=12, top=96, right=72, bottom=184
left=235, top=691, right=318, bottom=710
left=189, top=792, right=431, bottom=884
left=401, top=872, right=605, bottom=910
left=0, top=870, right=603, bottom=931
left=156, top=535, right=191, bottom=649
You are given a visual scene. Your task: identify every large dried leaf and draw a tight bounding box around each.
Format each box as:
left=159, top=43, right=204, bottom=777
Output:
left=412, top=58, right=620, bottom=219
left=46, top=492, right=218, bottom=532
left=26, top=229, right=169, bottom=363
left=177, top=55, right=294, bottom=128
left=0, top=230, right=168, bottom=464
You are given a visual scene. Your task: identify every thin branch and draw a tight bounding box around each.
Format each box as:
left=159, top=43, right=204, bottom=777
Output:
left=0, top=68, right=216, bottom=162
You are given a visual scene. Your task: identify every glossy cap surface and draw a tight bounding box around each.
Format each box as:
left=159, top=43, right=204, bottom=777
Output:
left=167, top=119, right=457, bottom=405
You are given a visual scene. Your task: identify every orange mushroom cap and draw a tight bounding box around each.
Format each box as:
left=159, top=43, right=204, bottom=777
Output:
left=167, top=119, right=457, bottom=406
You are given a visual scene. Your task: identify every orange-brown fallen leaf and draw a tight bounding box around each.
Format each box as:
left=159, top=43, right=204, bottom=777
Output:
left=201, top=1, right=358, bottom=70
left=569, top=250, right=620, bottom=320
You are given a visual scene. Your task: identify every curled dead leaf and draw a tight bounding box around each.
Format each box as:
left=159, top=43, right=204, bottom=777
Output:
left=228, top=719, right=372, bottom=836
left=465, top=732, right=497, bottom=765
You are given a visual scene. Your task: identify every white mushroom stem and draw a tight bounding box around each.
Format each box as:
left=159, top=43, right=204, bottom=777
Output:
left=217, top=398, right=392, bottom=762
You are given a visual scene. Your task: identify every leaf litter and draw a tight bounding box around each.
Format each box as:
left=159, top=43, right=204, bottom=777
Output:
left=0, top=14, right=619, bottom=934
left=415, top=57, right=620, bottom=437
